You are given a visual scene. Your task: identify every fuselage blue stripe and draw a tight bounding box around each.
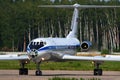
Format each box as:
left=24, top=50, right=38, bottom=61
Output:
left=38, top=45, right=80, bottom=51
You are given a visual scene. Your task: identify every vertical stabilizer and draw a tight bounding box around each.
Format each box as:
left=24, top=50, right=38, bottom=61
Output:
left=39, top=4, right=120, bottom=39
left=66, top=4, right=79, bottom=38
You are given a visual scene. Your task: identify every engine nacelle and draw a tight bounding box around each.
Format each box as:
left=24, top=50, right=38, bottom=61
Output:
left=81, top=41, right=92, bottom=51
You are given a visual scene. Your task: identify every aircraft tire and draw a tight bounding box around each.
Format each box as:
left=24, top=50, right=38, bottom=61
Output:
left=94, top=69, right=102, bottom=76
left=19, top=68, right=28, bottom=75
left=35, top=70, right=42, bottom=76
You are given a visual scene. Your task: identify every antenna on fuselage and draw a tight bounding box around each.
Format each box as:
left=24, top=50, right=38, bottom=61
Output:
left=38, top=4, right=120, bottom=38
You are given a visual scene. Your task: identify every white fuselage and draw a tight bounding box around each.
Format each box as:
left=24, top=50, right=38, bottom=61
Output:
left=27, top=5, right=81, bottom=63
left=27, top=37, right=80, bottom=62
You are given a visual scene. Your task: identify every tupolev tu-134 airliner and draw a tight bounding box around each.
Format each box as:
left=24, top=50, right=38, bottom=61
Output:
left=0, top=3, right=120, bottom=76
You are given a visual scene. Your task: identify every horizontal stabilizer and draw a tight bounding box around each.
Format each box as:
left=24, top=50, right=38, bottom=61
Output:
left=38, top=3, right=120, bottom=8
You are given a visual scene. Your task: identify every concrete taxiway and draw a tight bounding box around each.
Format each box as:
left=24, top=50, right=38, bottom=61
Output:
left=0, top=70, right=120, bottom=80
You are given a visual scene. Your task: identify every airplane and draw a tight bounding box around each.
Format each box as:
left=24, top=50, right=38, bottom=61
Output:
left=0, top=3, right=120, bottom=76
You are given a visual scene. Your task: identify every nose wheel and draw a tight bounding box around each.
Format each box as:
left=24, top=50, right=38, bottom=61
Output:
left=35, top=61, right=42, bottom=76
left=36, top=70, right=42, bottom=76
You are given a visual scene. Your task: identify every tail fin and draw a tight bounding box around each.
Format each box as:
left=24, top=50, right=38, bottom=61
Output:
left=38, top=3, right=120, bottom=39
left=66, top=6, right=79, bottom=38
left=38, top=3, right=80, bottom=38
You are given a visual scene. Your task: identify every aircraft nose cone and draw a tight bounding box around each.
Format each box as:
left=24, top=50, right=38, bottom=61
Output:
left=29, top=49, right=38, bottom=58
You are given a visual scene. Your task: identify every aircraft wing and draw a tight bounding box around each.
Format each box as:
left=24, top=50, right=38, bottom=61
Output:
left=0, top=54, right=29, bottom=60
left=62, top=55, right=120, bottom=61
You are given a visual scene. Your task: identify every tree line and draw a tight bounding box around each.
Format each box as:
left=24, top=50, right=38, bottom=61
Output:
left=0, top=0, right=120, bottom=53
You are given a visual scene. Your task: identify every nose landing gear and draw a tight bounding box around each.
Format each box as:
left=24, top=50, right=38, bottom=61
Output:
left=35, top=61, right=42, bottom=76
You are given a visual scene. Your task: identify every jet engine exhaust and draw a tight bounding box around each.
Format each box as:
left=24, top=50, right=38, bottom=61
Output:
left=81, top=41, right=92, bottom=51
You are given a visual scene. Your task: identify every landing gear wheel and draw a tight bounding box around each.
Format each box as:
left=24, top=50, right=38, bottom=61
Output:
left=19, top=60, right=29, bottom=75
left=35, top=61, right=42, bottom=76
left=35, top=70, right=42, bottom=76
left=19, top=68, right=28, bottom=75
left=94, top=69, right=102, bottom=76
left=93, top=61, right=103, bottom=76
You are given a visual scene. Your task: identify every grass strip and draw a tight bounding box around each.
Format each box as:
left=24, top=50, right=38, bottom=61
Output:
left=0, top=60, right=120, bottom=71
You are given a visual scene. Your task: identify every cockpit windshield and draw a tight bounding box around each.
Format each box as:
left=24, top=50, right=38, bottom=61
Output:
left=29, top=41, right=45, bottom=50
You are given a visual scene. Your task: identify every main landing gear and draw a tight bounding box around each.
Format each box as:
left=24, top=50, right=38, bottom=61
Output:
left=93, top=61, right=103, bottom=76
left=19, top=60, right=29, bottom=75
left=19, top=58, right=43, bottom=76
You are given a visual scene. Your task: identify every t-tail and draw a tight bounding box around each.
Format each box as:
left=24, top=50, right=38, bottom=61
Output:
left=66, top=4, right=79, bottom=38
left=38, top=3, right=80, bottom=38
left=38, top=3, right=120, bottom=39
left=38, top=3, right=120, bottom=51
left=38, top=3, right=92, bottom=51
